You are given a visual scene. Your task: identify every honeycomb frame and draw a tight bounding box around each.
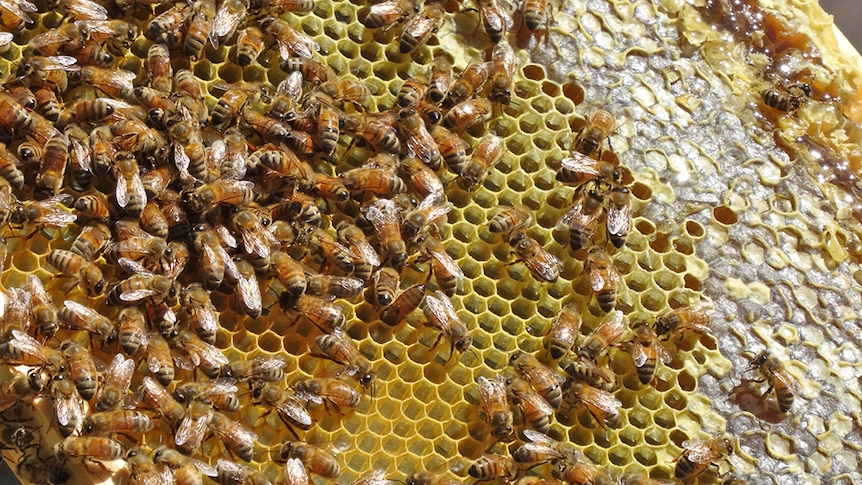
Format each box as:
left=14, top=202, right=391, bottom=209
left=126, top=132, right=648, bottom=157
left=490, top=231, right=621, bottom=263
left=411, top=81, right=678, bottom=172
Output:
left=0, top=0, right=860, bottom=483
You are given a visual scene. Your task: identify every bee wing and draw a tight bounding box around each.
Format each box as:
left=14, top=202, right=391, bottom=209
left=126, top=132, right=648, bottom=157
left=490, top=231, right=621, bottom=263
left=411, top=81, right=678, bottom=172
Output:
left=403, top=14, right=438, bottom=38
left=174, top=142, right=190, bottom=172
left=66, top=0, right=108, bottom=20
left=599, top=311, right=625, bottom=342
left=477, top=376, right=503, bottom=414
left=118, top=257, right=153, bottom=276
left=274, top=395, right=313, bottom=429
left=588, top=263, right=606, bottom=291
left=631, top=341, right=649, bottom=368
left=39, top=55, right=80, bottom=71
left=528, top=250, right=561, bottom=282
left=103, top=353, right=135, bottom=388
left=201, top=377, right=239, bottom=397
left=53, top=393, right=83, bottom=427
left=429, top=246, right=464, bottom=279
left=559, top=152, right=600, bottom=176
left=238, top=272, right=262, bottom=315
left=774, top=369, right=801, bottom=394
left=210, top=1, right=244, bottom=46
left=606, top=198, right=631, bottom=236
left=344, top=234, right=381, bottom=267
left=580, top=385, right=621, bottom=414
left=522, top=429, right=556, bottom=446
left=680, top=439, right=722, bottom=464
left=423, top=291, right=451, bottom=331
left=190, top=458, right=219, bottom=477
left=28, top=29, right=75, bottom=51
left=8, top=329, right=51, bottom=365
left=364, top=199, right=399, bottom=232
left=283, top=457, right=309, bottom=483
left=657, top=342, right=672, bottom=365
left=175, top=410, right=211, bottom=449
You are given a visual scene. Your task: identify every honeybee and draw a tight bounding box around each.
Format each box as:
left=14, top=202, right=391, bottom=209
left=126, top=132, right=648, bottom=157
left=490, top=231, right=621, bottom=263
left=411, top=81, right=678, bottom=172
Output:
left=153, top=445, right=219, bottom=485
left=762, top=83, right=810, bottom=112
left=560, top=357, right=615, bottom=392
left=51, top=372, right=85, bottom=437
left=674, top=437, right=732, bottom=481
left=1, top=287, right=31, bottom=336
left=108, top=258, right=179, bottom=306
left=315, top=326, right=376, bottom=389
left=654, top=301, right=712, bottom=341
left=75, top=65, right=136, bottom=99
left=251, top=0, right=315, bottom=12
left=447, top=58, right=490, bottom=104
left=1, top=329, right=65, bottom=371
left=225, top=356, right=287, bottom=382
left=58, top=299, right=114, bottom=342
left=556, top=151, right=619, bottom=186
left=505, top=374, right=553, bottom=433
left=263, top=15, right=319, bottom=59
left=400, top=109, right=442, bottom=169
left=344, top=110, right=401, bottom=153
left=115, top=308, right=147, bottom=356
left=423, top=290, right=472, bottom=357
left=478, top=0, right=513, bottom=43
left=126, top=447, right=174, bottom=485
left=402, top=194, right=450, bottom=238
left=145, top=333, right=175, bottom=385
left=399, top=1, right=445, bottom=53
left=380, top=283, right=425, bottom=325
left=233, top=208, right=279, bottom=263
left=520, top=0, right=549, bottom=32
left=468, top=453, right=517, bottom=481
left=177, top=285, right=219, bottom=345
left=145, top=3, right=190, bottom=47
left=175, top=400, right=213, bottom=455
left=512, top=429, right=579, bottom=465
left=183, top=0, right=216, bottom=58
left=174, top=69, right=209, bottom=122
left=630, top=320, right=671, bottom=386
left=280, top=56, right=335, bottom=82
left=458, top=134, right=504, bottom=190
left=193, top=227, right=232, bottom=289
left=232, top=25, right=267, bottom=67
left=106, top=234, right=167, bottom=266
left=489, top=41, right=516, bottom=104
left=398, top=76, right=429, bottom=109
left=364, top=198, right=408, bottom=268
left=746, top=351, right=799, bottom=413
left=603, top=185, right=631, bottom=248
left=209, top=411, right=258, bottom=462
left=282, top=457, right=310, bottom=485
left=216, top=458, right=272, bottom=485
left=559, top=453, right=615, bottom=485
left=294, top=376, right=362, bottom=412
left=61, top=339, right=100, bottom=400
left=558, top=186, right=604, bottom=250
left=11, top=194, right=77, bottom=231
left=34, top=87, right=62, bottom=123
left=46, top=248, right=105, bottom=296
left=31, top=133, right=68, bottom=200
left=306, top=274, right=365, bottom=300
left=487, top=203, right=533, bottom=235
left=0, top=0, right=36, bottom=31
left=407, top=471, right=460, bottom=485
left=575, top=110, right=614, bottom=158
left=209, top=0, right=246, bottom=48
left=565, top=381, right=621, bottom=428
left=55, top=435, right=124, bottom=464
left=138, top=376, right=184, bottom=428
left=508, top=230, right=562, bottom=283
left=139, top=201, right=170, bottom=240
left=212, top=84, right=263, bottom=132
left=333, top=220, right=380, bottom=281
left=187, top=178, right=256, bottom=212
left=342, top=166, right=406, bottom=197
left=173, top=378, right=239, bottom=414
left=426, top=125, right=467, bottom=174
left=92, top=353, right=135, bottom=412
left=281, top=293, right=346, bottom=332
left=546, top=303, right=581, bottom=359
left=266, top=72, right=303, bottom=122
left=66, top=127, right=94, bottom=191
left=579, top=310, right=624, bottom=361
left=364, top=0, right=415, bottom=28
left=426, top=53, right=453, bottom=103
left=82, top=410, right=153, bottom=436
left=443, top=98, right=493, bottom=130
left=477, top=375, right=514, bottom=442
left=142, top=43, right=173, bottom=94
left=173, top=329, right=230, bottom=378
left=25, top=274, right=58, bottom=338
left=586, top=246, right=619, bottom=312
left=0, top=143, right=25, bottom=190
left=277, top=441, right=342, bottom=478
left=510, top=351, right=563, bottom=408
left=320, top=77, right=371, bottom=107
left=400, top=156, right=443, bottom=203
left=250, top=380, right=313, bottom=430
left=416, top=235, right=462, bottom=296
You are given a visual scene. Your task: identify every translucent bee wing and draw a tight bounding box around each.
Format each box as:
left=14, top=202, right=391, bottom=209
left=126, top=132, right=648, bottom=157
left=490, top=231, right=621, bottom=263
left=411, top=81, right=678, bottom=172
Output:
left=631, top=342, right=648, bottom=368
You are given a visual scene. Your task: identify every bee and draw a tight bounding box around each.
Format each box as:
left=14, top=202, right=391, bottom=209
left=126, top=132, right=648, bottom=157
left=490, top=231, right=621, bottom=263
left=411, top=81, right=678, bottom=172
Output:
left=0, top=93, right=60, bottom=144
left=55, top=436, right=124, bottom=465
left=75, top=66, right=135, bottom=99
left=34, top=87, right=62, bottom=122
left=579, top=310, right=624, bottom=361
left=335, top=220, right=381, bottom=281
left=400, top=109, right=442, bottom=169
left=46, top=248, right=105, bottom=296
left=251, top=0, right=315, bottom=13
left=143, top=43, right=172, bottom=93
left=302, top=228, right=354, bottom=275
left=51, top=372, right=86, bottom=437
left=512, top=429, right=580, bottom=465
left=371, top=267, right=400, bottom=307
left=107, top=234, right=167, bottom=266
left=630, top=320, right=671, bottom=385
left=306, top=274, right=365, bottom=299
left=32, top=133, right=68, bottom=200
left=60, top=340, right=100, bottom=400
left=115, top=308, right=147, bottom=357
left=505, top=374, right=553, bottom=433
left=66, top=125, right=94, bottom=191
left=398, top=76, right=429, bottom=109
left=654, top=301, right=712, bottom=341
left=487, top=204, right=531, bottom=236
left=447, top=59, right=490, bottom=104
left=565, top=381, right=621, bottom=428
left=507, top=230, right=562, bottom=283
left=294, top=377, right=362, bottom=411
left=380, top=283, right=425, bottom=325
left=559, top=452, right=615, bottom=485
left=193, top=227, right=232, bottom=289
left=402, top=193, right=450, bottom=240
left=1, top=287, right=31, bottom=336
left=168, top=112, right=209, bottom=183
left=92, top=353, right=135, bottom=412
left=478, top=0, right=513, bottom=43
left=489, top=41, right=516, bottom=104
left=175, top=400, right=213, bottom=455
left=210, top=0, right=247, bottom=48
left=0, top=143, right=25, bottom=190
left=477, top=375, right=514, bottom=442
left=234, top=26, right=266, bottom=66
left=184, top=0, right=216, bottom=58
left=280, top=57, right=335, bottom=82
left=342, top=167, right=407, bottom=198
left=263, top=15, right=319, bottom=59
left=301, top=94, right=341, bottom=157
left=320, top=77, right=371, bottom=107
left=266, top=71, right=303, bottom=121
left=365, top=198, right=408, bottom=268
left=108, top=258, right=179, bottom=306
left=344, top=110, right=401, bottom=153
left=153, top=445, right=219, bottom=485
left=83, top=410, right=153, bottom=436
left=0, top=0, right=35, bottom=31
left=556, top=151, right=619, bottom=186
left=209, top=411, right=258, bottom=462
left=674, top=437, right=732, bottom=481
left=545, top=303, right=581, bottom=359
left=173, top=329, right=230, bottom=378
left=423, top=290, right=472, bottom=357
left=277, top=441, right=341, bottom=478
left=407, top=471, right=460, bottom=485
left=174, top=69, right=209, bottom=123
left=225, top=356, right=287, bottom=382
left=212, top=84, right=263, bottom=132
left=1, top=329, right=65, bottom=371
left=399, top=1, right=445, bottom=54
left=58, top=299, right=114, bottom=342
left=575, top=109, right=614, bottom=158
left=509, top=352, right=563, bottom=408
left=111, top=117, right=168, bottom=155
left=186, top=178, right=256, bottom=212
left=282, top=458, right=311, bottom=485
left=458, top=134, right=504, bottom=190
left=18, top=55, right=79, bottom=93
left=140, top=201, right=170, bottom=240
left=520, top=0, right=549, bottom=32
left=145, top=3, right=191, bottom=47
left=400, top=155, right=445, bottom=202
left=560, top=357, right=615, bottom=392
left=268, top=251, right=306, bottom=298
left=416, top=235, right=462, bottom=296
left=603, top=184, right=631, bottom=248
left=426, top=53, right=453, bottom=103
left=174, top=378, right=240, bottom=413
left=364, top=0, right=415, bottom=28
left=762, top=83, right=810, bottom=112
left=746, top=351, right=799, bottom=413
left=145, top=333, right=175, bottom=385
left=316, top=326, right=375, bottom=389
left=232, top=208, right=279, bottom=265
left=426, top=124, right=467, bottom=174
left=250, top=381, right=313, bottom=430
left=178, top=285, right=219, bottom=345
left=585, top=246, right=619, bottom=312
left=25, top=274, right=58, bottom=339
left=558, top=186, right=604, bottom=250
left=443, top=98, right=493, bottom=130
left=280, top=293, right=346, bottom=332
left=138, top=376, right=184, bottom=428
left=216, top=458, right=272, bottom=485
left=126, top=448, right=174, bottom=485
left=468, top=453, right=517, bottom=481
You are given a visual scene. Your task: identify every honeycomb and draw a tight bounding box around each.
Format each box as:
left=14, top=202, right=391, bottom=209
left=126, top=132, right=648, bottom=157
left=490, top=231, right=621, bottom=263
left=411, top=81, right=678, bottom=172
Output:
left=0, top=0, right=861, bottom=483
